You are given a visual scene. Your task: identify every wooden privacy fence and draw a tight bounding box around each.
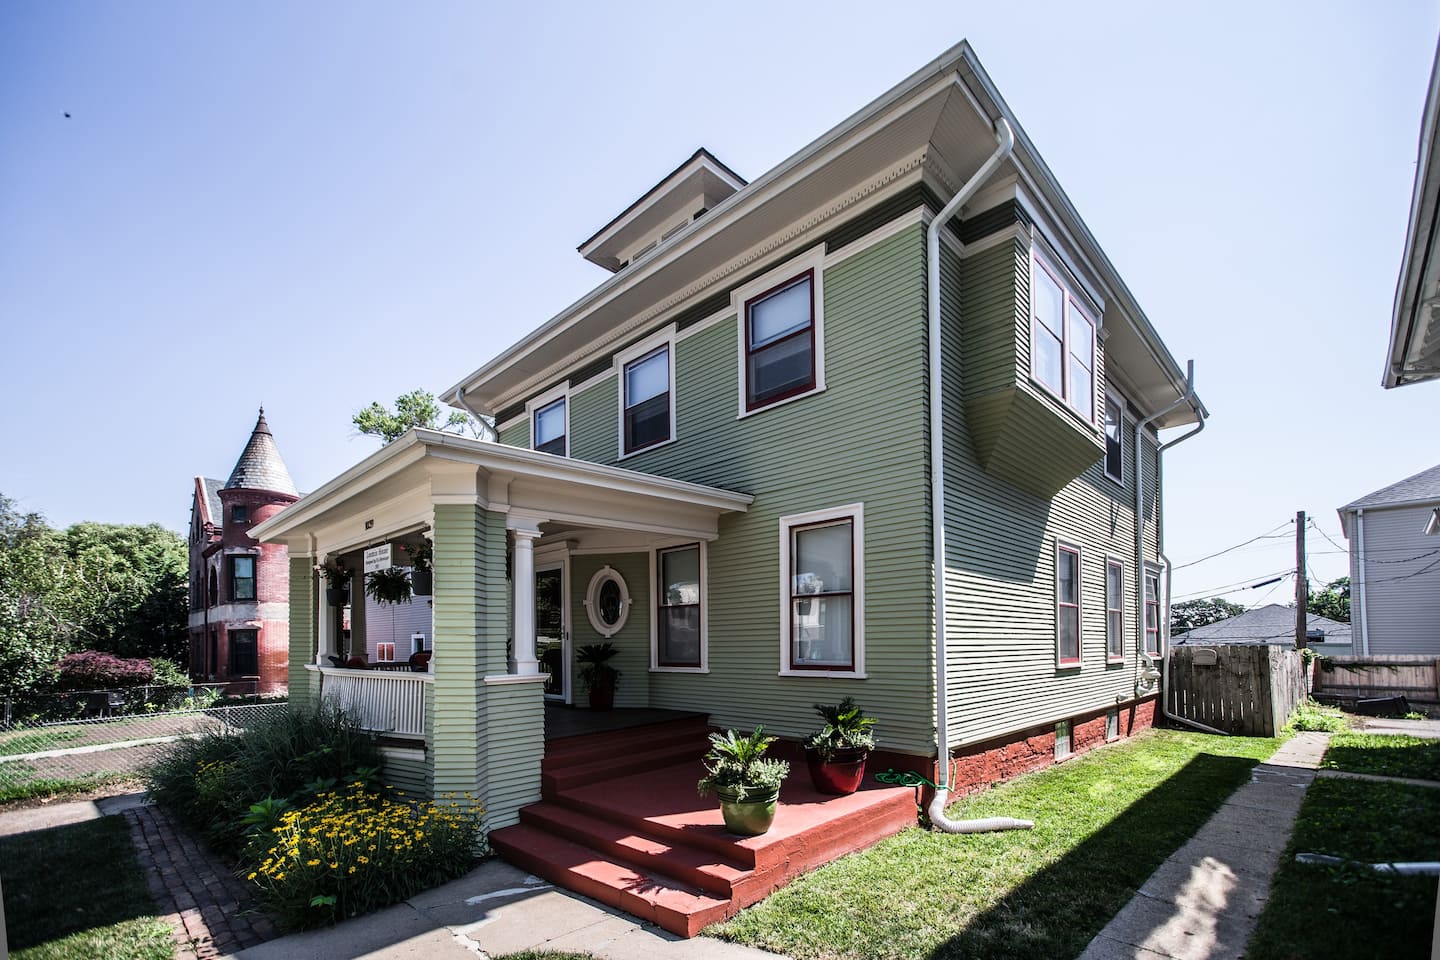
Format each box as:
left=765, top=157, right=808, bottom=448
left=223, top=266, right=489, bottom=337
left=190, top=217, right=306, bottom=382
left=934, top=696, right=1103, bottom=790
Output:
left=1313, top=656, right=1440, bottom=706
left=1166, top=645, right=1309, bottom=737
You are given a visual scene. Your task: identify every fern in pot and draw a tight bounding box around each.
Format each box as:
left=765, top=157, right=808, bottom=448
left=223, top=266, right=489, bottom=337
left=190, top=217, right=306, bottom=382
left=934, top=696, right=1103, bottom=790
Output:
left=697, top=727, right=790, bottom=836
left=804, top=697, right=876, bottom=795
left=364, top=567, right=413, bottom=605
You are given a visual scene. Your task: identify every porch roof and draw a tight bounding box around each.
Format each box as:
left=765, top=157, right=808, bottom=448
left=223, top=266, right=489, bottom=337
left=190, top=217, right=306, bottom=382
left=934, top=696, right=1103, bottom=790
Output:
left=249, top=429, right=753, bottom=552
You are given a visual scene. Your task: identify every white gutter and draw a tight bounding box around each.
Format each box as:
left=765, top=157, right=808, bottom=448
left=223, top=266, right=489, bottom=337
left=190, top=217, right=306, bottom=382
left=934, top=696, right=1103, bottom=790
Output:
left=1356, top=508, right=1371, bottom=656
left=924, top=115, right=1030, bottom=835
left=1135, top=360, right=1223, bottom=736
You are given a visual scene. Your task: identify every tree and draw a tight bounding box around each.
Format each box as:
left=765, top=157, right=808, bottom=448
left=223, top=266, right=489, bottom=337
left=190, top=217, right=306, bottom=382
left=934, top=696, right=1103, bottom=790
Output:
left=353, top=389, right=489, bottom=445
left=1307, top=576, right=1350, bottom=623
left=1170, top=597, right=1246, bottom=635
left=0, top=495, right=73, bottom=699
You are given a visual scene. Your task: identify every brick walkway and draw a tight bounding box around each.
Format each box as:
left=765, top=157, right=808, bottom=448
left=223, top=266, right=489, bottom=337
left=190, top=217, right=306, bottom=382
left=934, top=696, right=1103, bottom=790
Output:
left=125, top=804, right=277, bottom=959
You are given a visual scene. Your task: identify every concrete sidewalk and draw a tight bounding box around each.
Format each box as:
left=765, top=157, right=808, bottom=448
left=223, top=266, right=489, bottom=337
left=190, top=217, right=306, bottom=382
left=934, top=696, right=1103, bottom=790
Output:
left=1077, top=731, right=1329, bottom=960
left=231, top=857, right=788, bottom=960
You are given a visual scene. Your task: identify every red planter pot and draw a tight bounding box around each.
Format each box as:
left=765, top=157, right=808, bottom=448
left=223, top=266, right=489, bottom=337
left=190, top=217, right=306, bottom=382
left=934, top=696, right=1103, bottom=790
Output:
left=588, top=680, right=615, bottom=711
left=805, top=747, right=869, bottom=795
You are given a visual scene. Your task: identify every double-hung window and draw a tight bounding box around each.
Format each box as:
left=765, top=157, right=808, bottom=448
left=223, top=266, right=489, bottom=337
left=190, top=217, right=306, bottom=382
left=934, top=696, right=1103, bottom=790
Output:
left=780, top=504, right=864, bottom=675
left=1031, top=251, right=1098, bottom=422
left=617, top=330, right=675, bottom=457
left=1143, top=569, right=1162, bottom=657
left=1056, top=542, right=1081, bottom=666
left=532, top=394, right=567, bottom=456
left=735, top=248, right=825, bottom=416
left=230, top=555, right=256, bottom=602
left=1106, top=558, right=1125, bottom=662
left=655, top=544, right=703, bottom=669
left=1104, top=395, right=1124, bottom=483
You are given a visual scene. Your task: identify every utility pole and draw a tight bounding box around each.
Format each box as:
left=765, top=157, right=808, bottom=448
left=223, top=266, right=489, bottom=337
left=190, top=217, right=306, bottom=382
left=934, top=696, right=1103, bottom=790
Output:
left=1295, top=510, right=1309, bottom=649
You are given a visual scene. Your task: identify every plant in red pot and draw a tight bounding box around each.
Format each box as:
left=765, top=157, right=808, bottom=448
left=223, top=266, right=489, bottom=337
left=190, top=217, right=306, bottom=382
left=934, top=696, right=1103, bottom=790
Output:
left=576, top=642, right=621, bottom=711
left=804, top=697, right=877, bottom=795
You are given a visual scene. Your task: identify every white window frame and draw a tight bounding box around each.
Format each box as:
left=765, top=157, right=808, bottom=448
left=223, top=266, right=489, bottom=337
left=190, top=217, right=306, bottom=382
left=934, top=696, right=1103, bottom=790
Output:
left=778, top=502, right=865, bottom=678
left=649, top=540, right=708, bottom=673
left=615, top=326, right=677, bottom=460
left=1104, top=391, right=1124, bottom=485
left=1055, top=540, right=1082, bottom=668
left=1029, top=246, right=1099, bottom=425
left=526, top=382, right=569, bottom=457
left=733, top=246, right=827, bottom=419
left=1105, top=555, right=1125, bottom=664
left=583, top=565, right=631, bottom=638
left=1143, top=565, right=1163, bottom=658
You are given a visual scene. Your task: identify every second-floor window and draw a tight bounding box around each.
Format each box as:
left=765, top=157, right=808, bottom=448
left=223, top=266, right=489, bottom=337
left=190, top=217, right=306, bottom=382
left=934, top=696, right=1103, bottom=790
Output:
left=1031, top=250, right=1097, bottom=423
left=623, top=344, right=671, bottom=454
left=533, top=397, right=567, bottom=456
left=744, top=268, right=818, bottom=411
left=1104, top=395, right=1124, bottom=483
left=230, top=555, right=256, bottom=601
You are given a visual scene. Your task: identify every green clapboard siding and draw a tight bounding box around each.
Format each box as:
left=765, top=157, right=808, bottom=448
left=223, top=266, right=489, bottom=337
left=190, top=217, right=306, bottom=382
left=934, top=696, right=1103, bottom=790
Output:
left=559, top=225, right=935, bottom=754
left=941, top=240, right=1162, bottom=747
left=380, top=750, right=430, bottom=797
left=568, top=553, right=652, bottom=709
left=479, top=680, right=545, bottom=828
left=497, top=419, right=529, bottom=449
left=287, top=555, right=318, bottom=711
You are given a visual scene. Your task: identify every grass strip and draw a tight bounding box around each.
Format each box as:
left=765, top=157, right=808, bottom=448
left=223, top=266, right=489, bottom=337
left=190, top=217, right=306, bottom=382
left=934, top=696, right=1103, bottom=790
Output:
left=1247, top=777, right=1439, bottom=960
left=1322, top=732, right=1440, bottom=781
left=0, top=816, right=172, bottom=960
left=711, top=729, right=1278, bottom=960
left=0, top=773, right=137, bottom=805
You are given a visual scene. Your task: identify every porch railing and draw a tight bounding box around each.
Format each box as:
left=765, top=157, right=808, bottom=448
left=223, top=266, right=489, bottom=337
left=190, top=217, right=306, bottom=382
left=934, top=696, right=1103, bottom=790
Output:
left=315, top=666, right=430, bottom=738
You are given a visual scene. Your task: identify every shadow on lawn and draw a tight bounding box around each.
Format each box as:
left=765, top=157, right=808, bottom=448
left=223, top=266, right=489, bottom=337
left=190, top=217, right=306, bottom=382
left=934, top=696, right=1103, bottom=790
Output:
left=928, top=752, right=1262, bottom=960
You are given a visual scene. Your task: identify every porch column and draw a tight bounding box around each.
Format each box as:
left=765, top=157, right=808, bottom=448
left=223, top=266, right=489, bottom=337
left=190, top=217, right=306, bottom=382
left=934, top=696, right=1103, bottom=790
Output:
left=510, top=525, right=541, bottom=676
left=315, top=560, right=336, bottom=666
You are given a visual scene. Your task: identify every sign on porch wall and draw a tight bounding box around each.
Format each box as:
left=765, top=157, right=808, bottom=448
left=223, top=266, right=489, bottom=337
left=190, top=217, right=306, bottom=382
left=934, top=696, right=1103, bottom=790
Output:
left=363, top=543, right=393, bottom=573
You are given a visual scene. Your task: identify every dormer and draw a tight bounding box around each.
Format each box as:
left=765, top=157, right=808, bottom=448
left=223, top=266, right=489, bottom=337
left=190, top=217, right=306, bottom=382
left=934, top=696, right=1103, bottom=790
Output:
left=578, top=149, right=746, bottom=273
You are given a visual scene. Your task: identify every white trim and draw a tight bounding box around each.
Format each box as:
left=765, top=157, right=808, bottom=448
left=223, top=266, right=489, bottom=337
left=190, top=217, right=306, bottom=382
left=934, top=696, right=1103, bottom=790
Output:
left=527, top=383, right=570, bottom=456
left=535, top=556, right=571, bottom=703
left=649, top=541, right=708, bottom=672
left=823, top=207, right=926, bottom=268
left=1103, top=390, right=1125, bottom=485
left=583, top=565, right=632, bottom=638
left=673, top=307, right=733, bottom=343
left=733, top=245, right=827, bottom=419
left=483, top=673, right=550, bottom=686
left=778, top=503, right=865, bottom=678
left=378, top=745, right=426, bottom=763
left=1030, top=245, right=1100, bottom=427
left=615, top=325, right=678, bottom=460
left=1104, top=554, right=1126, bottom=664
left=1055, top=539, right=1083, bottom=669
left=579, top=153, right=746, bottom=263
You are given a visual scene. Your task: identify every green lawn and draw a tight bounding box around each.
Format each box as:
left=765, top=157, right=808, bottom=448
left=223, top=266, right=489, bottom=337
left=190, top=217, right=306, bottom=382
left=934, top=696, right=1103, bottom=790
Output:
left=1247, top=777, right=1440, bottom=960
left=0, top=730, right=83, bottom=756
left=1321, top=732, right=1440, bottom=781
left=0, top=817, right=172, bottom=960
left=710, top=729, right=1279, bottom=960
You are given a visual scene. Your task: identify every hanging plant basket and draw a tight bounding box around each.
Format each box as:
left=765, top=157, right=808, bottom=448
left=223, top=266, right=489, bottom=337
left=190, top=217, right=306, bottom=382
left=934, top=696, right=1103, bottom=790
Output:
left=326, top=586, right=350, bottom=607
left=411, top=568, right=433, bottom=597
left=364, top=567, right=413, bottom=605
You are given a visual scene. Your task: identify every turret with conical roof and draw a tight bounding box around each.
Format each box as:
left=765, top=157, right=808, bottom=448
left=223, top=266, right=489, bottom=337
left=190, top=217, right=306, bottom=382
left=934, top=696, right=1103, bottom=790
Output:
left=225, top=407, right=298, bottom=496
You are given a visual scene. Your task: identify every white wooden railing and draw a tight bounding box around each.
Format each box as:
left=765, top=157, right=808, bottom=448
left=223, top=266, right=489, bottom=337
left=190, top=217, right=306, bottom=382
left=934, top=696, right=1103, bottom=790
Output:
left=313, top=666, right=430, bottom=738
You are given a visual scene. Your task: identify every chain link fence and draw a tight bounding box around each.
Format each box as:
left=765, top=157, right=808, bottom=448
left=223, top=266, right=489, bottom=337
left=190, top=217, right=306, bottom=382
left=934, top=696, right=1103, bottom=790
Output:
left=0, top=687, right=288, bottom=798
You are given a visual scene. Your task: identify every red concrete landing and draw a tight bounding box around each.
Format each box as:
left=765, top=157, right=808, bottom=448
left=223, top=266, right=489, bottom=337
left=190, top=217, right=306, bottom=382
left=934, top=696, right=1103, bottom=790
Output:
left=490, top=717, right=918, bottom=938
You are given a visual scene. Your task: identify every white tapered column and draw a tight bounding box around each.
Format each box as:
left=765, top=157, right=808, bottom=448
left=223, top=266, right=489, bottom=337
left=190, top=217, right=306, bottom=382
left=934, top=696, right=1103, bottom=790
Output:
left=510, top=528, right=541, bottom=675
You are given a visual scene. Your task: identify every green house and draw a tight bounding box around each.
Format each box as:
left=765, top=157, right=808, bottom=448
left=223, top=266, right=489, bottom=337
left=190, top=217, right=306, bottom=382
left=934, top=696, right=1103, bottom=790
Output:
left=251, top=41, right=1204, bottom=845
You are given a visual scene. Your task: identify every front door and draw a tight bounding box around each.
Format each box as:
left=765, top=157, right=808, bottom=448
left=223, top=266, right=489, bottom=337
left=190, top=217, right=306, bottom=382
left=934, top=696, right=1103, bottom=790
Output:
left=535, top=565, right=567, bottom=700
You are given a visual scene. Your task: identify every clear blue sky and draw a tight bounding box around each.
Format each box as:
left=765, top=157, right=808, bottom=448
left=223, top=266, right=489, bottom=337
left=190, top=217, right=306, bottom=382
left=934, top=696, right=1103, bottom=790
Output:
left=2, top=1, right=1436, bottom=607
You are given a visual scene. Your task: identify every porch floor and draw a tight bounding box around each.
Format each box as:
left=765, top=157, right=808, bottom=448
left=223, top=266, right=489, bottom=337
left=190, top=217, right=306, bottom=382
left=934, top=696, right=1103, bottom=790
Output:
left=543, top=703, right=701, bottom=741
left=490, top=714, right=918, bottom=937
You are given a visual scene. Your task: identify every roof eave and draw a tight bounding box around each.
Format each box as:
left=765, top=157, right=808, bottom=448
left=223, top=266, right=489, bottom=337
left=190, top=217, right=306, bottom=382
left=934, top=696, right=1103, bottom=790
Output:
left=1387, top=38, right=1440, bottom=389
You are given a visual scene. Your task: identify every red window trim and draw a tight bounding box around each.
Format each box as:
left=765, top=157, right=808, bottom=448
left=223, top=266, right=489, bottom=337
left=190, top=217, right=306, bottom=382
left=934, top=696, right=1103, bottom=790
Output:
left=1143, top=570, right=1162, bottom=657
left=1105, top=558, right=1125, bottom=662
left=533, top=397, right=566, bottom=456
left=622, top=344, right=671, bottom=455
left=1056, top=542, right=1082, bottom=667
left=744, top=269, right=816, bottom=413
left=656, top=543, right=702, bottom=668
left=787, top=516, right=855, bottom=672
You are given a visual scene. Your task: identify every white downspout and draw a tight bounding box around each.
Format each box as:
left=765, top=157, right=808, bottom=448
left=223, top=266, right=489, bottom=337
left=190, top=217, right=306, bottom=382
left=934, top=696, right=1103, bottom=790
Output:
left=1356, top=508, right=1370, bottom=656
left=452, top=386, right=497, bottom=442
left=924, top=114, right=1030, bottom=834
left=1136, top=361, right=1223, bottom=735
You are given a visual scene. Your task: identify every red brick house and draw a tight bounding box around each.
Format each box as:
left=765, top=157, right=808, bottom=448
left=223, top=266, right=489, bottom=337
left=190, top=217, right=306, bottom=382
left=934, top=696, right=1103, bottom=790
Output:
left=187, top=409, right=298, bottom=694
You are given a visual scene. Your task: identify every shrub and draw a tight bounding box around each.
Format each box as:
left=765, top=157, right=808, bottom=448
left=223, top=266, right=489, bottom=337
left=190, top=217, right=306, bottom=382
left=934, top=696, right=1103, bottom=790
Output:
left=144, top=703, right=382, bottom=853
left=147, top=658, right=190, bottom=688
left=697, top=727, right=790, bottom=800
left=56, top=651, right=155, bottom=690
left=247, top=781, right=482, bottom=929
left=1286, top=699, right=1350, bottom=733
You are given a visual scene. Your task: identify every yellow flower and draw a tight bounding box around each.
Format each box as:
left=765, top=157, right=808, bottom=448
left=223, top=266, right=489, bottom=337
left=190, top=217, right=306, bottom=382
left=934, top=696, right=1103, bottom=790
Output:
left=306, top=859, right=321, bottom=867
left=348, top=866, right=356, bottom=874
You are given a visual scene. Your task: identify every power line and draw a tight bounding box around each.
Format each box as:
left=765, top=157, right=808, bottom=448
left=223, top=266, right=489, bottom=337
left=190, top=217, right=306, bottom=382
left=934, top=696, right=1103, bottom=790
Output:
left=1308, top=520, right=1348, bottom=554
left=1171, top=520, right=1294, bottom=571
left=1171, top=567, right=1295, bottom=603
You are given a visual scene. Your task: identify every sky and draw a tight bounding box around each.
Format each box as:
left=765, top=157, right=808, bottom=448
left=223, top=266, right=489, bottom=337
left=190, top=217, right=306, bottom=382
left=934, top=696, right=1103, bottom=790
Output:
left=1, top=1, right=1436, bottom=608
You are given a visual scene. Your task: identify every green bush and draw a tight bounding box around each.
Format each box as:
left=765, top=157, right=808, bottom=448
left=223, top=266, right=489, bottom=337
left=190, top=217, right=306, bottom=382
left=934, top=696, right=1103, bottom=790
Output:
left=143, top=703, right=382, bottom=853
left=1285, top=699, right=1350, bottom=733
left=246, top=781, right=482, bottom=929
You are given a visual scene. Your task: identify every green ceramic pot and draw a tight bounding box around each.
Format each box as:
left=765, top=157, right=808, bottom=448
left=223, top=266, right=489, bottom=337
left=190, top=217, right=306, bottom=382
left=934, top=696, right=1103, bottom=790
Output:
left=716, top=786, right=780, bottom=836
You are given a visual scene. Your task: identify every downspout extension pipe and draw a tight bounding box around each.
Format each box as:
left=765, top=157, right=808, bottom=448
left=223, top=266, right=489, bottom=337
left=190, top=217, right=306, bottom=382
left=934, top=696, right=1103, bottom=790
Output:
left=452, top=386, right=497, bottom=442
left=925, top=113, right=1031, bottom=834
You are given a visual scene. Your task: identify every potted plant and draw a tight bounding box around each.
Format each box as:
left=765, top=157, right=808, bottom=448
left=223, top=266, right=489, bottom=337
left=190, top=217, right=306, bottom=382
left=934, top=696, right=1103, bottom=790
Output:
left=804, top=697, right=876, bottom=795
left=364, top=567, right=413, bottom=605
left=576, top=642, right=621, bottom=711
left=315, top=561, right=350, bottom=607
left=697, top=727, right=790, bottom=836
left=407, top=541, right=434, bottom=597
